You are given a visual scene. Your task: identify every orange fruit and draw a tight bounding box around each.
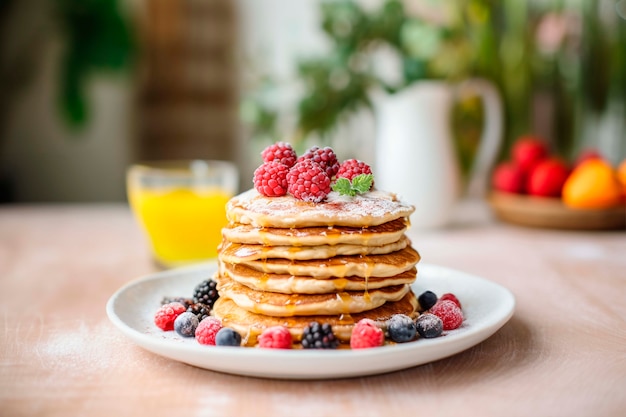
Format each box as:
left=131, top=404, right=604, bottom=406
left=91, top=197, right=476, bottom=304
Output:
left=562, top=159, right=623, bottom=209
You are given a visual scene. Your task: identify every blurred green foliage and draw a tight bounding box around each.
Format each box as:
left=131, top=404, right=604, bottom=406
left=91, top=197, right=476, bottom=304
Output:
left=57, top=0, right=135, bottom=127
left=243, top=0, right=626, bottom=166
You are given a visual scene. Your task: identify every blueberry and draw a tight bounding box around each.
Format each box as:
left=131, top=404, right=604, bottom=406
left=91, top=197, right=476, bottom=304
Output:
left=174, top=312, right=199, bottom=337
left=416, top=313, right=443, bottom=338
left=417, top=290, right=438, bottom=312
left=387, top=314, right=417, bottom=343
left=215, top=327, right=242, bottom=347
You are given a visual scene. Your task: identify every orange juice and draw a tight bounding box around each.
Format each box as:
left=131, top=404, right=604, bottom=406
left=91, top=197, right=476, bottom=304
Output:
left=128, top=186, right=232, bottom=267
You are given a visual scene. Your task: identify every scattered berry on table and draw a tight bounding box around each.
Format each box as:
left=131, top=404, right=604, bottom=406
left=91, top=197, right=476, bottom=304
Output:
left=336, top=159, right=373, bottom=183
left=439, top=293, right=462, bottom=309
left=174, top=312, right=199, bottom=337
left=193, top=278, right=220, bottom=308
left=261, top=142, right=298, bottom=168
left=215, top=327, right=242, bottom=347
left=257, top=326, right=292, bottom=349
left=386, top=314, right=417, bottom=343
left=417, top=290, right=438, bottom=312
left=287, top=159, right=331, bottom=203
left=297, top=146, right=340, bottom=179
left=160, top=297, right=194, bottom=309
left=415, top=313, right=443, bottom=338
left=195, top=317, right=222, bottom=345
left=253, top=161, right=290, bottom=197
left=154, top=302, right=187, bottom=331
left=429, top=300, right=464, bottom=331
left=187, top=302, right=211, bottom=322
left=350, top=319, right=384, bottom=349
left=301, top=322, right=339, bottom=349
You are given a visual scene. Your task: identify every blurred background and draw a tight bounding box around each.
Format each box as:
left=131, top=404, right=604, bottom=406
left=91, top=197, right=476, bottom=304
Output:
left=0, top=0, right=625, bottom=203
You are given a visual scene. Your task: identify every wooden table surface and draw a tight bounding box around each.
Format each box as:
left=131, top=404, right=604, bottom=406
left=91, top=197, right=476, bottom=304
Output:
left=1, top=202, right=625, bottom=417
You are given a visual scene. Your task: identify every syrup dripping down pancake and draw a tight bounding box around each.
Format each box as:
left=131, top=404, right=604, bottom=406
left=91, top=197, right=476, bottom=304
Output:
left=211, top=292, right=418, bottom=346
left=219, top=262, right=417, bottom=294
left=227, top=188, right=415, bottom=228
left=221, top=218, right=409, bottom=247
left=216, top=275, right=410, bottom=316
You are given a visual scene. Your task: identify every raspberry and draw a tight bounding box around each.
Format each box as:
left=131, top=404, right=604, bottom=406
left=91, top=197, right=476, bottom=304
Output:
left=254, top=161, right=290, bottom=197
left=415, top=313, right=443, bottom=338
left=301, top=322, right=339, bottom=349
left=261, top=142, right=297, bottom=168
left=287, top=159, right=331, bottom=202
left=174, top=312, right=199, bottom=337
left=257, top=326, right=292, bottom=349
left=154, top=302, right=186, bottom=331
left=215, top=328, right=242, bottom=347
left=417, top=290, right=438, bottom=312
left=429, top=300, right=464, bottom=331
left=297, top=146, right=340, bottom=179
left=350, top=319, right=384, bottom=349
left=336, top=159, right=373, bottom=183
left=386, top=314, right=417, bottom=343
left=439, top=293, right=462, bottom=309
left=195, top=317, right=222, bottom=345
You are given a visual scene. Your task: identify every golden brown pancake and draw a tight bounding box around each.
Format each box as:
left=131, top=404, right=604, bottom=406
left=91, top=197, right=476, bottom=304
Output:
left=212, top=292, right=418, bottom=346
left=227, top=188, right=415, bottom=228
left=231, top=246, right=420, bottom=278
left=221, top=218, right=409, bottom=247
left=219, top=262, right=417, bottom=294
left=216, top=275, right=410, bottom=316
left=218, top=235, right=410, bottom=262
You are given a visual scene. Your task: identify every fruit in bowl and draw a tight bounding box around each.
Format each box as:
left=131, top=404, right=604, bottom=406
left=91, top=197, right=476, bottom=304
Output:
left=489, top=136, right=625, bottom=230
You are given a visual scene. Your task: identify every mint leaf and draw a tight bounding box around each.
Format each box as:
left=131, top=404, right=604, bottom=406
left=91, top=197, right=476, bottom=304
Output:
left=331, top=174, right=373, bottom=197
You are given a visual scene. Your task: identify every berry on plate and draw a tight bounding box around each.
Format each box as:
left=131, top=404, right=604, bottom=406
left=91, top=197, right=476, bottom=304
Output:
left=386, top=314, right=417, bottom=343
left=439, top=293, right=462, bottom=309
left=415, top=313, right=443, bottom=338
left=154, top=302, right=187, bottom=331
left=417, top=290, right=438, bottom=312
left=174, top=312, right=199, bottom=337
left=350, top=319, right=384, bottom=349
left=215, top=327, right=242, bottom=347
left=429, top=300, right=464, bottom=331
left=301, top=321, right=339, bottom=349
left=254, top=161, right=290, bottom=197
left=258, top=326, right=293, bottom=349
left=195, top=317, right=222, bottom=345
left=193, top=278, right=220, bottom=309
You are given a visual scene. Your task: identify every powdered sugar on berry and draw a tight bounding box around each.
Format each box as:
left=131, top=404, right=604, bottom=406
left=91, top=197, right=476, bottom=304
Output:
left=227, top=188, right=415, bottom=228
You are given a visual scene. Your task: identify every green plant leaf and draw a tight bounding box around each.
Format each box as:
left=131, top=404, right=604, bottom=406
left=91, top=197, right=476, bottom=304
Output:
left=331, top=174, right=373, bottom=196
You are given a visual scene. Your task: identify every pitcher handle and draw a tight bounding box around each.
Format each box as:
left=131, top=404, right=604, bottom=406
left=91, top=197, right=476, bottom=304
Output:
left=457, top=78, right=504, bottom=197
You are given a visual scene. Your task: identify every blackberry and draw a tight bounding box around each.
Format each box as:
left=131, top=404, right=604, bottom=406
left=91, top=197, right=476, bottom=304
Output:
left=301, top=321, right=339, bottom=349
left=193, top=278, right=219, bottom=308
left=417, top=290, right=438, bottom=312
left=187, top=303, right=211, bottom=322
left=161, top=296, right=194, bottom=309
left=387, top=314, right=417, bottom=343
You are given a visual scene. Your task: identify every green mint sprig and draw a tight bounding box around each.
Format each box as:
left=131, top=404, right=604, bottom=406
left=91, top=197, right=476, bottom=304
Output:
left=331, top=174, right=373, bottom=196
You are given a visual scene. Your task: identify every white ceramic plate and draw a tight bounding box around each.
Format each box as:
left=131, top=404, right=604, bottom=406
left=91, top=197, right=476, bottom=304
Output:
left=106, top=263, right=515, bottom=379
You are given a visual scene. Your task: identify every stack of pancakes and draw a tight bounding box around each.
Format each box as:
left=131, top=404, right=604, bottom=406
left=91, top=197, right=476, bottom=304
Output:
left=213, top=188, right=421, bottom=346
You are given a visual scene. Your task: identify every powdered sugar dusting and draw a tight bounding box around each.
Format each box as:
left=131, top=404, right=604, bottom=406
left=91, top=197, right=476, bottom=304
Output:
left=227, top=188, right=415, bottom=228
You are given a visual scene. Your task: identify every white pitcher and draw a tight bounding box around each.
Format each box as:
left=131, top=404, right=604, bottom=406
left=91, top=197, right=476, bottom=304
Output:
left=374, top=79, right=503, bottom=229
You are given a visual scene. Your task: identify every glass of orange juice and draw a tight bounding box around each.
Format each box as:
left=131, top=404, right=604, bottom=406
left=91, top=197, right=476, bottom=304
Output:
left=127, top=160, right=239, bottom=268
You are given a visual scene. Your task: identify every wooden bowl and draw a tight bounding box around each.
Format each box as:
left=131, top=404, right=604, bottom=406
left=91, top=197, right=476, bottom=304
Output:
left=488, top=191, right=626, bottom=231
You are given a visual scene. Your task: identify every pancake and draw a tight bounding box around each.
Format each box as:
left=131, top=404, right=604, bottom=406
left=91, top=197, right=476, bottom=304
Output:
left=212, top=292, right=419, bottom=346
left=221, top=218, right=409, bottom=247
left=220, top=262, right=417, bottom=294
left=216, top=275, right=410, bottom=316
left=218, top=235, right=410, bottom=262
left=227, top=188, right=415, bottom=228
left=230, top=246, right=421, bottom=278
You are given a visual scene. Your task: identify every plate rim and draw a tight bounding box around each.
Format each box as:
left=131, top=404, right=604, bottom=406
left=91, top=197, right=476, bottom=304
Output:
left=106, top=262, right=515, bottom=379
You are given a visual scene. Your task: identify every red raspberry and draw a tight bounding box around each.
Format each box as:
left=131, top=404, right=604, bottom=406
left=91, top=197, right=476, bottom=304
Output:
left=439, top=293, right=462, bottom=309
left=350, top=319, right=384, bottom=349
left=195, top=317, right=222, bottom=345
left=258, top=326, right=292, bottom=349
left=254, top=161, right=290, bottom=197
left=261, top=142, right=297, bottom=168
left=429, top=300, right=464, bottom=330
left=336, top=159, right=373, bottom=182
left=297, top=146, right=340, bottom=179
left=287, top=159, right=331, bottom=203
left=154, top=302, right=187, bottom=331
